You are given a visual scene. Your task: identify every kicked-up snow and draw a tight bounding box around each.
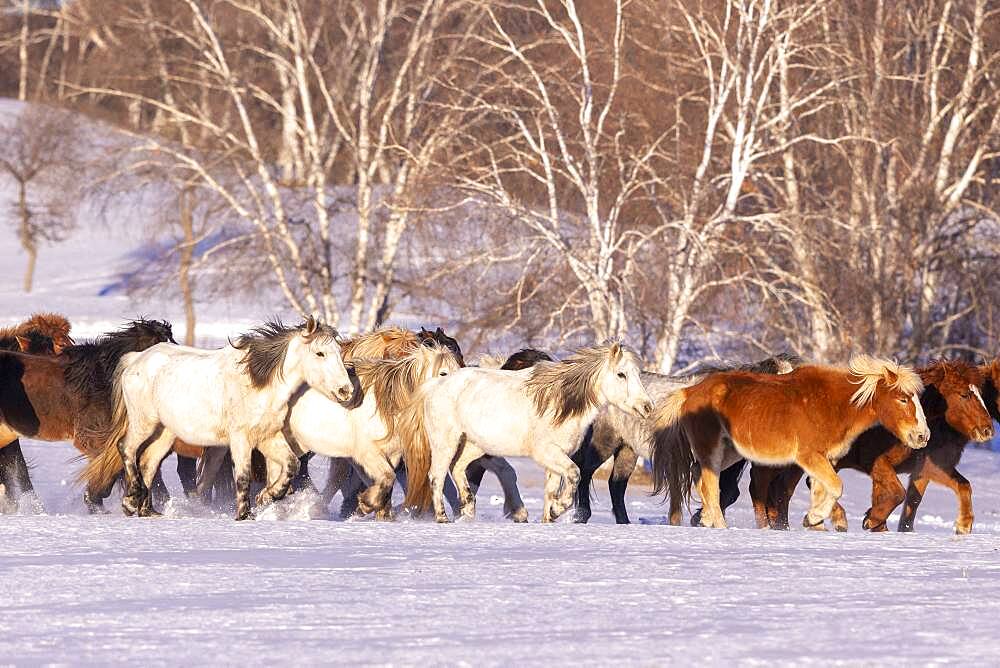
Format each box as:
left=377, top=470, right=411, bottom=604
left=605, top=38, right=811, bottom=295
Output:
left=1, top=442, right=999, bottom=665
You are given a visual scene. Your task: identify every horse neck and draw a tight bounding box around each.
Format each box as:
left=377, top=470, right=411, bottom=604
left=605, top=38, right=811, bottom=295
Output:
left=982, top=372, right=1000, bottom=422
left=826, top=370, right=881, bottom=438
left=257, top=338, right=308, bottom=407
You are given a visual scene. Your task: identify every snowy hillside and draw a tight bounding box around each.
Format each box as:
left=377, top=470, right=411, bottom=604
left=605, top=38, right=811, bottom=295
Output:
left=2, top=100, right=1000, bottom=664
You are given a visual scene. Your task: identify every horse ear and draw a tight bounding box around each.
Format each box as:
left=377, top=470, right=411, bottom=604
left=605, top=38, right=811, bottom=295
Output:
left=14, top=335, right=30, bottom=352
left=609, top=342, right=621, bottom=358
left=435, top=327, right=444, bottom=335
left=304, top=316, right=317, bottom=336
left=882, top=367, right=899, bottom=387
left=420, top=327, right=430, bottom=335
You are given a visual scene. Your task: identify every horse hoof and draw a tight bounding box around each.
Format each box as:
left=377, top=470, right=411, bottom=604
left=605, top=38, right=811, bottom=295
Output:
left=435, top=514, right=451, bottom=524
left=138, top=507, right=162, bottom=518
left=955, top=525, right=972, bottom=535
left=510, top=508, right=529, bottom=523
left=803, top=515, right=826, bottom=530
left=572, top=513, right=590, bottom=524
left=834, top=524, right=848, bottom=533
left=690, top=510, right=703, bottom=527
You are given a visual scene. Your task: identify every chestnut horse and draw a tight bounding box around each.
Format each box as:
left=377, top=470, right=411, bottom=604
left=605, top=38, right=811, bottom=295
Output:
left=747, top=359, right=994, bottom=532
left=0, top=313, right=74, bottom=505
left=651, top=356, right=929, bottom=528
left=0, top=319, right=176, bottom=507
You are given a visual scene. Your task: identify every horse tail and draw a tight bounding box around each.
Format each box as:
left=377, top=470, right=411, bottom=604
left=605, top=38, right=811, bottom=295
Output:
left=398, top=386, right=433, bottom=513
left=649, top=388, right=696, bottom=524
left=77, top=359, right=130, bottom=494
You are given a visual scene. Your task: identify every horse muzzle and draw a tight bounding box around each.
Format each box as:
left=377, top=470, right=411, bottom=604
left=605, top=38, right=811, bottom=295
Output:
left=971, top=425, right=994, bottom=443
left=334, top=384, right=354, bottom=402
left=907, top=428, right=931, bottom=449
left=633, top=400, right=654, bottom=420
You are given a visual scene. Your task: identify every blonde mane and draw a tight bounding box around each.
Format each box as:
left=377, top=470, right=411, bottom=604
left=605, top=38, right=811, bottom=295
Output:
left=525, top=343, right=633, bottom=426
left=476, top=353, right=506, bottom=369
left=352, top=344, right=459, bottom=442
left=340, top=326, right=419, bottom=362
left=848, top=354, right=923, bottom=407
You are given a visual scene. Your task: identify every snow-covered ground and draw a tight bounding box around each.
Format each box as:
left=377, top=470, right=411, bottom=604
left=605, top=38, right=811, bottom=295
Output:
left=3, top=99, right=1000, bottom=665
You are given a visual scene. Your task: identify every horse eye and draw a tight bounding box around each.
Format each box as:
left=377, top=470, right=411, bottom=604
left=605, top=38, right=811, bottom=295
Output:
left=961, top=393, right=970, bottom=399
left=898, top=397, right=908, bottom=404
left=439, top=370, right=449, bottom=376
left=316, top=351, right=326, bottom=358
left=617, top=372, right=627, bottom=379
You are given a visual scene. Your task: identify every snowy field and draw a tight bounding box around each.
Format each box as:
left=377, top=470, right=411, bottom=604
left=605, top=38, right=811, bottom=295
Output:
left=3, top=104, right=1000, bottom=664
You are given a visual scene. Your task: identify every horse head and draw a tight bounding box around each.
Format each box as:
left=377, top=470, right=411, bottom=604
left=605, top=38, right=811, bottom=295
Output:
left=419, top=326, right=465, bottom=367
left=920, top=361, right=993, bottom=443
left=850, top=355, right=929, bottom=449
left=297, top=317, right=353, bottom=403
left=124, top=318, right=177, bottom=351
left=978, top=358, right=1000, bottom=424
left=598, top=343, right=653, bottom=420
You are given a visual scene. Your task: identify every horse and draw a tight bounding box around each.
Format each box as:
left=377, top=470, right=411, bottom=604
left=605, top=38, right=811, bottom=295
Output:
left=280, top=344, right=461, bottom=519
left=650, top=355, right=930, bottom=529
left=575, top=353, right=801, bottom=525
left=400, top=343, right=652, bottom=523
left=323, top=328, right=526, bottom=521
left=0, top=319, right=176, bottom=506
left=748, top=359, right=994, bottom=533
left=333, top=347, right=549, bottom=522
left=0, top=313, right=74, bottom=505
left=97, top=317, right=352, bottom=520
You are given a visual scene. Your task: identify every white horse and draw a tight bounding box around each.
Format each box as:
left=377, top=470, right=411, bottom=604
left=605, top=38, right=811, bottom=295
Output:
left=401, top=343, right=653, bottom=523
left=102, top=318, right=353, bottom=520
left=281, top=344, right=461, bottom=519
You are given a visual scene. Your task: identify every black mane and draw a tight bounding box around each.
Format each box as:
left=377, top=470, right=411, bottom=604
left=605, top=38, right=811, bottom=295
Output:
left=0, top=330, right=55, bottom=354
left=234, top=319, right=339, bottom=388
left=63, top=319, right=176, bottom=409
left=501, top=348, right=553, bottom=371
left=686, top=352, right=804, bottom=378
left=419, top=327, right=465, bottom=367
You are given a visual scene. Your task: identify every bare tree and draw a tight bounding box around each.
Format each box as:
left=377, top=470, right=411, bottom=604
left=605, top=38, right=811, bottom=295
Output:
left=0, top=105, right=82, bottom=292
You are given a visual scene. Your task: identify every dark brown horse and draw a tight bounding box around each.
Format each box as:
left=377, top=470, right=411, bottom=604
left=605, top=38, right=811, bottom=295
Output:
left=651, top=356, right=929, bottom=528
left=749, top=360, right=994, bottom=532
left=0, top=319, right=176, bottom=510
left=0, top=313, right=74, bottom=504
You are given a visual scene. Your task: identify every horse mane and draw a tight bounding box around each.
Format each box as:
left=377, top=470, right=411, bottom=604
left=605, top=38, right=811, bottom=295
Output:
left=502, top=348, right=554, bottom=371
left=525, top=343, right=632, bottom=426
left=63, top=318, right=174, bottom=410
left=353, top=344, right=457, bottom=442
left=919, top=359, right=983, bottom=388
left=476, top=353, right=506, bottom=369
left=234, top=319, right=339, bottom=389
left=339, top=326, right=419, bottom=362
left=848, top=354, right=923, bottom=407
left=0, top=312, right=73, bottom=352
left=686, top=352, right=803, bottom=378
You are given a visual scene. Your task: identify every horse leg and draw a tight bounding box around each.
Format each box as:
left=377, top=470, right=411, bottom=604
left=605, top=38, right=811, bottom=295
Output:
left=255, top=435, right=300, bottom=507
left=176, top=454, right=198, bottom=498
left=449, top=442, right=487, bottom=521
left=352, top=450, right=396, bottom=520
left=771, top=467, right=803, bottom=530
left=608, top=446, right=637, bottom=525
left=338, top=465, right=367, bottom=519
left=695, top=465, right=726, bottom=528
left=797, top=454, right=842, bottom=528
left=917, top=460, right=974, bottom=534
left=229, top=439, right=254, bottom=521
left=863, top=452, right=907, bottom=532
left=119, top=420, right=158, bottom=517
left=137, top=429, right=177, bottom=517
left=321, top=457, right=351, bottom=512
left=898, top=475, right=929, bottom=533
left=0, top=439, right=34, bottom=500
left=749, top=464, right=776, bottom=529
left=429, top=438, right=459, bottom=523
left=479, top=456, right=528, bottom=523
left=534, top=445, right=580, bottom=523
left=196, top=447, right=228, bottom=503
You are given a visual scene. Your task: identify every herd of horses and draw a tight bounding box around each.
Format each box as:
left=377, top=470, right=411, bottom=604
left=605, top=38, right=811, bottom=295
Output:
left=0, top=312, right=997, bottom=534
